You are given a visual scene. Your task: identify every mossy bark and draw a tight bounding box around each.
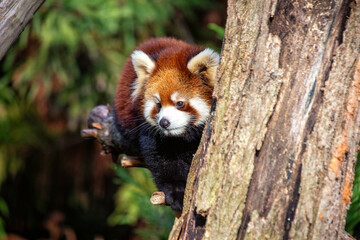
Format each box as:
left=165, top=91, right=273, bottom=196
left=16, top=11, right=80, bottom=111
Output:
left=0, top=0, right=45, bottom=60
left=170, top=0, right=360, bottom=239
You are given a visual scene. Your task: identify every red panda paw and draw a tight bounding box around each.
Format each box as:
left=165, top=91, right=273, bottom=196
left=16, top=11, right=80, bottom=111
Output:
left=87, top=105, right=110, bottom=128
left=162, top=184, right=185, bottom=212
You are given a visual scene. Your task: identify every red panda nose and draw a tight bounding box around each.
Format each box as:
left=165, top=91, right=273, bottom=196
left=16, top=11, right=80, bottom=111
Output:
left=159, top=118, right=171, bottom=129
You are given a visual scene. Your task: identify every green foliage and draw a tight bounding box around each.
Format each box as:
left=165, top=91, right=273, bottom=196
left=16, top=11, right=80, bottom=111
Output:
left=346, top=150, right=360, bottom=237
left=0, top=198, right=8, bottom=237
left=0, top=0, right=224, bottom=238
left=0, top=103, right=54, bottom=237
left=109, top=164, right=174, bottom=239
left=0, top=103, right=53, bottom=184
left=208, top=23, right=225, bottom=40
left=1, top=0, right=213, bottom=131
left=2, top=0, right=125, bottom=130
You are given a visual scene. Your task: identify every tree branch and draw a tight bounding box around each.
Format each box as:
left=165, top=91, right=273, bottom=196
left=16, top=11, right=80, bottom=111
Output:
left=0, top=0, right=45, bottom=60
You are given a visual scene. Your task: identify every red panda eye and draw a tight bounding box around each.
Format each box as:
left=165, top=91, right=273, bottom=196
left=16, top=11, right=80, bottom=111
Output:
left=156, top=103, right=162, bottom=110
left=175, top=101, right=185, bottom=109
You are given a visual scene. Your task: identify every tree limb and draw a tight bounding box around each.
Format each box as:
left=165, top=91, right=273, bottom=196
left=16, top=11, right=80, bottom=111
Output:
left=0, top=0, right=45, bottom=60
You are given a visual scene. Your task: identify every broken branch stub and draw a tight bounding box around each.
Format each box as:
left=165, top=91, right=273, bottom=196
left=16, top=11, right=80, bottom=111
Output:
left=150, top=192, right=167, bottom=206
left=120, top=156, right=146, bottom=168
left=81, top=129, right=98, bottom=138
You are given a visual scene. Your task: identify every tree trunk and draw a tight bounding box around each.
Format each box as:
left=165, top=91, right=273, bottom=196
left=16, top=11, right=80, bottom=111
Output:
left=0, top=0, right=45, bottom=60
left=170, top=0, right=360, bottom=239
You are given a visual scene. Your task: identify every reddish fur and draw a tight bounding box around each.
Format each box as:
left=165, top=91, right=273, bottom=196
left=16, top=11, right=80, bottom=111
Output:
left=114, top=38, right=213, bottom=129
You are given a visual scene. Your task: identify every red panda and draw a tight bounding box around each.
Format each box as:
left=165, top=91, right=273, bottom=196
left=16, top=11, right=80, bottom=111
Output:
left=113, top=38, right=219, bottom=211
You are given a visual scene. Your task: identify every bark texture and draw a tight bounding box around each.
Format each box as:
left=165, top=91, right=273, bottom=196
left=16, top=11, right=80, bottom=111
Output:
left=0, top=0, right=45, bottom=60
left=170, top=0, right=360, bottom=239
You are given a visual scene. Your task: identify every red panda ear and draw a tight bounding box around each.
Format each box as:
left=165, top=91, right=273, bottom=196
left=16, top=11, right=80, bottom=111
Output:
left=131, top=50, right=155, bottom=100
left=187, top=48, right=220, bottom=87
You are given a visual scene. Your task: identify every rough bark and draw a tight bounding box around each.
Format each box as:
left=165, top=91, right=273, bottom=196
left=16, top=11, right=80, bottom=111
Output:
left=170, top=0, right=360, bottom=239
left=0, top=0, right=45, bottom=60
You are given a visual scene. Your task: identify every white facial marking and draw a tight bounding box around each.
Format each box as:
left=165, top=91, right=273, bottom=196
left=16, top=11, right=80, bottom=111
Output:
left=144, top=100, right=156, bottom=126
left=170, top=92, right=178, bottom=102
left=154, top=93, right=160, bottom=103
left=171, top=92, right=186, bottom=103
left=189, top=97, right=210, bottom=125
left=158, top=106, right=190, bottom=136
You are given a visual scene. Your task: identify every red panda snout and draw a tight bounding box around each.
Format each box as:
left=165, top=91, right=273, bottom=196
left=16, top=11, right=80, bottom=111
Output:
left=159, top=118, right=171, bottom=129
left=157, top=106, right=191, bottom=136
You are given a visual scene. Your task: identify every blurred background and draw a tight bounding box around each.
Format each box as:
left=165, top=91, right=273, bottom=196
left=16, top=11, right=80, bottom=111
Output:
left=0, top=0, right=226, bottom=239
left=0, top=0, right=359, bottom=239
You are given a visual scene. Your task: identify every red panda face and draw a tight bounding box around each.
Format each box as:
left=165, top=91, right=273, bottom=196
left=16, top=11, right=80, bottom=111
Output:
left=131, top=47, right=219, bottom=136
left=144, top=92, right=208, bottom=136
left=143, top=71, right=212, bottom=136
